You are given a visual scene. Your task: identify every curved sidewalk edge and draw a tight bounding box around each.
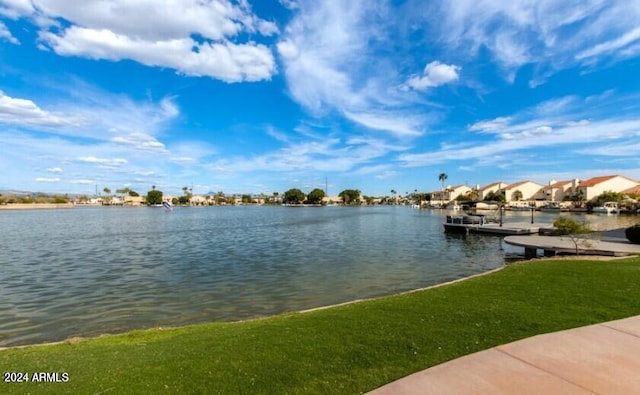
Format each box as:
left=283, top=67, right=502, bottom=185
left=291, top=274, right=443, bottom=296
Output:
left=368, top=315, right=640, bottom=394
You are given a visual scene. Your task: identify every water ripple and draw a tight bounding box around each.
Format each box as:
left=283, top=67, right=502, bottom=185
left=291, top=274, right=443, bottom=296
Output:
left=1, top=206, right=632, bottom=346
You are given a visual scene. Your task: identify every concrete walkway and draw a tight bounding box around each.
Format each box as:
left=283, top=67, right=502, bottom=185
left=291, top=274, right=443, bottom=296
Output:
left=368, top=315, right=640, bottom=394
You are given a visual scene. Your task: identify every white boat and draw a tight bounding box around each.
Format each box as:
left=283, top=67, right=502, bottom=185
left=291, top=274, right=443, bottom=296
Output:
left=475, top=202, right=499, bottom=210
left=443, top=214, right=486, bottom=232
left=593, top=201, right=619, bottom=214
left=446, top=202, right=462, bottom=210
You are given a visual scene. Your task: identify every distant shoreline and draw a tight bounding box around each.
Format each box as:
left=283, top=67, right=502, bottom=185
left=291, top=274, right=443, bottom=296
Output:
left=0, top=203, right=75, bottom=210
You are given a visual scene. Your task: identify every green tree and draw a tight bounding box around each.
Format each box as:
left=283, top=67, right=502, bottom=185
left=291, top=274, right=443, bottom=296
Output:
left=339, top=189, right=361, bottom=205
left=146, top=189, right=163, bottom=205
left=241, top=194, right=252, bottom=204
left=512, top=190, right=523, bottom=201
left=283, top=188, right=306, bottom=204
left=484, top=190, right=506, bottom=203
left=465, top=189, right=479, bottom=201
left=307, top=188, right=326, bottom=204
left=102, top=187, right=112, bottom=205
left=129, top=190, right=139, bottom=197
left=553, top=217, right=592, bottom=255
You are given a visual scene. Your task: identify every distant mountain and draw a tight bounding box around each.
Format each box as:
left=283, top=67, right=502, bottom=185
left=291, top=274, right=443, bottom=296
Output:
left=0, top=189, right=33, bottom=196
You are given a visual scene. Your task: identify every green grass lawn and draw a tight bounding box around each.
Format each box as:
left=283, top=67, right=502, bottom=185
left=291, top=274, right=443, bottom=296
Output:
left=2, top=257, right=640, bottom=394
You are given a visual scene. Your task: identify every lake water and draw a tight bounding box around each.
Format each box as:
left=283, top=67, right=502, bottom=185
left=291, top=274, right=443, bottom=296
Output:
left=0, top=206, right=637, bottom=347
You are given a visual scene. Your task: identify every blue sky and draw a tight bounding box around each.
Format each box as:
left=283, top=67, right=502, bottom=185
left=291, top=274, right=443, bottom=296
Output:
left=1, top=0, right=640, bottom=197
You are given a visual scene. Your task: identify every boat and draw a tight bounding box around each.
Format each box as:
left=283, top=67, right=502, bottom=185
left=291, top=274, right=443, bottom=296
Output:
left=443, top=214, right=486, bottom=233
left=540, top=202, right=562, bottom=213
left=593, top=201, right=619, bottom=214
left=443, top=214, right=541, bottom=235
left=475, top=202, right=499, bottom=210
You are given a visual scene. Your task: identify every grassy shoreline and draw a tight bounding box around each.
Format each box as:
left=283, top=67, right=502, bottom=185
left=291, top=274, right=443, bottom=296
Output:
left=2, top=257, right=640, bottom=394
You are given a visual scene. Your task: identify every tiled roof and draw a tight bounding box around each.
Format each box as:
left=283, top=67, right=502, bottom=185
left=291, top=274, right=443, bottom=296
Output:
left=505, top=180, right=543, bottom=190
left=622, top=185, right=640, bottom=194
left=480, top=182, right=504, bottom=191
left=547, top=180, right=573, bottom=189
left=578, top=175, right=618, bottom=187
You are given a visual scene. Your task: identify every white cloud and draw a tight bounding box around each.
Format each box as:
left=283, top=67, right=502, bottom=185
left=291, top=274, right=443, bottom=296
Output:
left=576, top=26, right=640, bottom=61
left=46, top=167, right=63, bottom=173
left=111, top=133, right=169, bottom=154
left=469, top=117, right=511, bottom=132
left=399, top=118, right=640, bottom=167
left=39, top=27, right=275, bottom=82
left=405, top=61, right=461, bottom=90
left=2, top=82, right=180, bottom=141
left=0, top=90, right=84, bottom=128
left=343, top=111, right=423, bottom=137
left=35, top=177, right=60, bottom=182
left=0, top=0, right=34, bottom=18
left=0, top=21, right=18, bottom=44
left=78, top=156, right=128, bottom=166
left=429, top=0, right=640, bottom=81
left=70, top=179, right=94, bottom=184
left=6, top=0, right=278, bottom=82
left=278, top=0, right=429, bottom=137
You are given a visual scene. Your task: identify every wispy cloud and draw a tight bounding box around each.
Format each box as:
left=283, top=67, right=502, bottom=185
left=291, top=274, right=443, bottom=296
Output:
left=427, top=0, right=640, bottom=82
left=35, top=177, right=60, bottom=183
left=278, top=0, right=431, bottom=137
left=0, top=21, right=18, bottom=44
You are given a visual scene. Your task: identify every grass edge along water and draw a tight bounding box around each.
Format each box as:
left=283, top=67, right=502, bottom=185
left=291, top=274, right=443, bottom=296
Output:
left=2, top=256, right=640, bottom=394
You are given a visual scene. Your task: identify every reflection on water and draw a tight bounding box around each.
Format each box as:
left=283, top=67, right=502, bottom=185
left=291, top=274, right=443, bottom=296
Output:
left=0, top=206, right=636, bottom=346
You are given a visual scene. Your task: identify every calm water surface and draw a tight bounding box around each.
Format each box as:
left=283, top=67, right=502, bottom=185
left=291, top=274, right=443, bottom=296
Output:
left=0, top=206, right=636, bottom=346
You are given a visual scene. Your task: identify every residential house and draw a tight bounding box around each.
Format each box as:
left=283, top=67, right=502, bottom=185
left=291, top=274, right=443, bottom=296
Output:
left=542, top=179, right=580, bottom=202
left=503, top=180, right=545, bottom=203
left=431, top=185, right=472, bottom=204
left=123, top=196, right=144, bottom=206
left=478, top=182, right=508, bottom=201
left=189, top=195, right=208, bottom=205
left=576, top=175, right=639, bottom=201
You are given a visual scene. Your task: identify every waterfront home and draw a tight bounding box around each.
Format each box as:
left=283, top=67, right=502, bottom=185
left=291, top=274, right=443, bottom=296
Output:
left=189, top=195, right=208, bottom=205
left=431, top=185, right=472, bottom=205
left=478, top=182, right=508, bottom=201
left=541, top=179, right=580, bottom=202
left=576, top=175, right=639, bottom=201
left=503, top=180, right=545, bottom=203
left=123, top=196, right=144, bottom=206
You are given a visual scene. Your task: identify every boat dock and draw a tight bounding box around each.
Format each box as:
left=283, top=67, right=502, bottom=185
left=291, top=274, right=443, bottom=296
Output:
left=444, top=220, right=553, bottom=236
left=504, top=234, right=640, bottom=258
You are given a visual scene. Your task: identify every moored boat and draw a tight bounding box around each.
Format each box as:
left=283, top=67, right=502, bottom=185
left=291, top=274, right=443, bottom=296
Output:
left=593, top=201, right=619, bottom=214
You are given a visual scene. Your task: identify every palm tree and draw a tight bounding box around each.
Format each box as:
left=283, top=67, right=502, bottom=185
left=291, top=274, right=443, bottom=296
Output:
left=390, top=189, right=397, bottom=204
left=438, top=173, right=448, bottom=190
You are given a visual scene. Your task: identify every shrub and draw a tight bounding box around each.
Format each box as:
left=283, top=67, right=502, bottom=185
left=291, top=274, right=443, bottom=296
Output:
left=626, top=225, right=640, bottom=244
